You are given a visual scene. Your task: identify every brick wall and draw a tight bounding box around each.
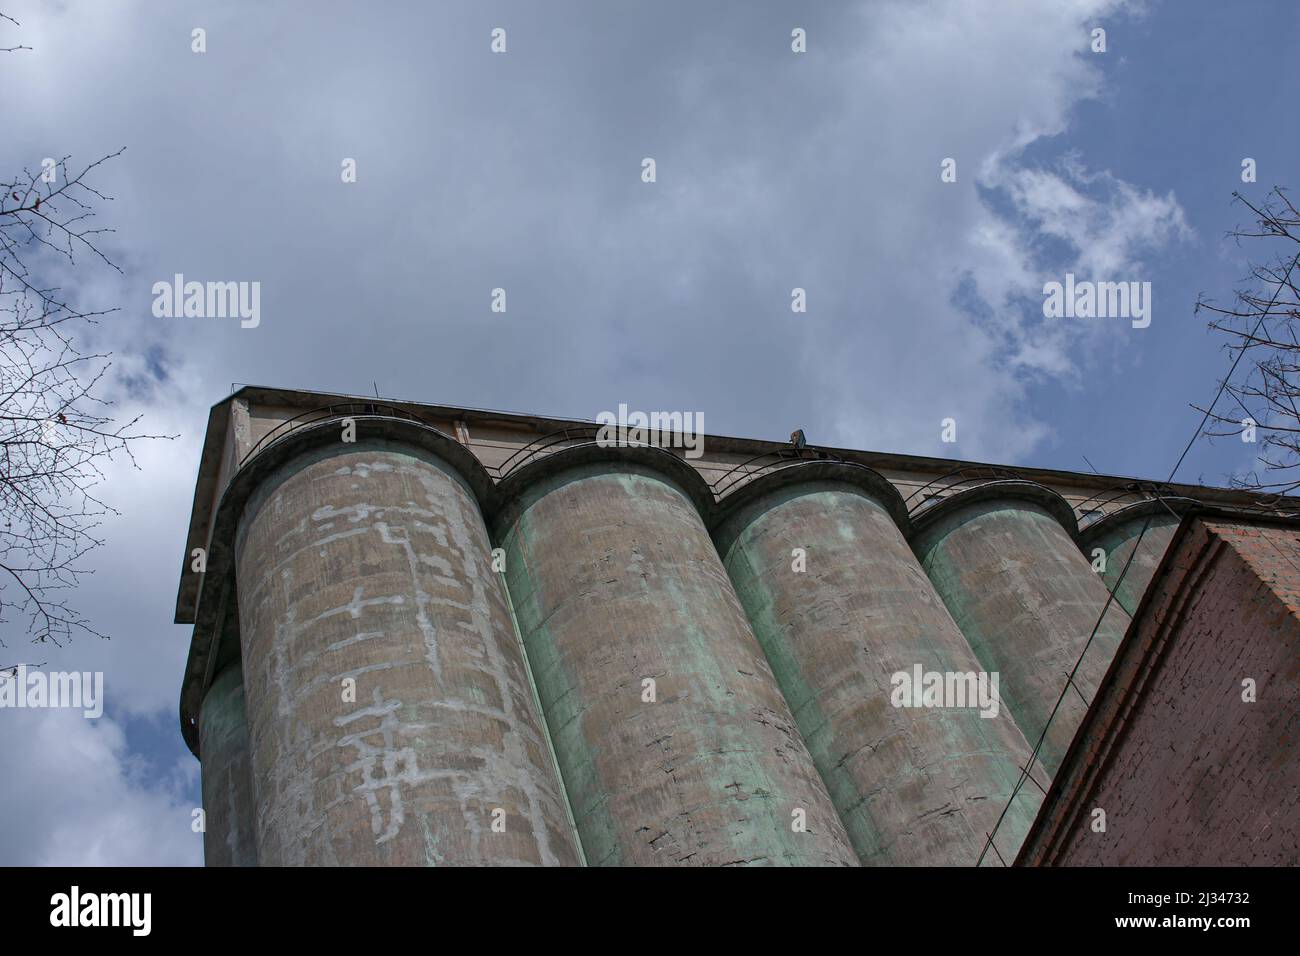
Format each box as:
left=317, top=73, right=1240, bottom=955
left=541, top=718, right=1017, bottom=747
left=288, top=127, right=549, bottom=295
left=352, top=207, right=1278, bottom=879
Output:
left=1019, top=515, right=1300, bottom=865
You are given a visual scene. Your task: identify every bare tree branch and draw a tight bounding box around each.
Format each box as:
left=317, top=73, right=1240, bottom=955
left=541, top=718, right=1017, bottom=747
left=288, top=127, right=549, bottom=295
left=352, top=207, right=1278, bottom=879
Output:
left=0, top=11, right=31, bottom=53
left=1198, top=187, right=1300, bottom=506
left=1, top=12, right=173, bottom=667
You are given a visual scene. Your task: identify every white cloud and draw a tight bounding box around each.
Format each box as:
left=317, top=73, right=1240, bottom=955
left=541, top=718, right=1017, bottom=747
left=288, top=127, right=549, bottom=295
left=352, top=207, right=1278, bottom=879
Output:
left=960, top=158, right=1192, bottom=386
left=0, top=0, right=1187, bottom=466
left=992, top=162, right=1192, bottom=278
left=0, top=0, right=1198, bottom=864
left=0, top=707, right=201, bottom=866
left=789, top=0, right=1190, bottom=457
left=1, top=368, right=213, bottom=719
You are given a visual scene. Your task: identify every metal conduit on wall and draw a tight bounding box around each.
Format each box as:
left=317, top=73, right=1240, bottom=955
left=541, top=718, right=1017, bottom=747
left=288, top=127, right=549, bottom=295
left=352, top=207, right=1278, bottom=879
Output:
left=492, top=445, right=858, bottom=866
left=711, top=463, right=1042, bottom=866
left=910, top=481, right=1132, bottom=779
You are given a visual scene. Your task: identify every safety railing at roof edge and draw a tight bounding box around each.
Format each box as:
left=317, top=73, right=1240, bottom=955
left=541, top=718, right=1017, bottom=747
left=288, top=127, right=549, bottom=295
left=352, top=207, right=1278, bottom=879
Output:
left=1073, top=481, right=1300, bottom=529
left=708, top=448, right=832, bottom=498
left=905, top=471, right=1199, bottom=527
left=238, top=412, right=825, bottom=498
left=238, top=402, right=435, bottom=468
left=1071, top=481, right=1174, bottom=531
left=239, top=409, right=1300, bottom=522
left=494, top=430, right=858, bottom=500
left=490, top=424, right=604, bottom=480
left=901, top=465, right=1023, bottom=515
left=495, top=441, right=1172, bottom=515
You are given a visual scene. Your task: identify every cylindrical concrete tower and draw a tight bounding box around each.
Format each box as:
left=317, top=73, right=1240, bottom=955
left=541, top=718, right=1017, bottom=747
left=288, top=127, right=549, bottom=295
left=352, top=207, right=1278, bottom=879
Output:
left=233, top=427, right=580, bottom=866
left=712, top=463, right=1041, bottom=866
left=494, top=446, right=858, bottom=866
left=198, top=663, right=259, bottom=866
left=1079, top=498, right=1196, bottom=617
left=911, top=481, right=1131, bottom=778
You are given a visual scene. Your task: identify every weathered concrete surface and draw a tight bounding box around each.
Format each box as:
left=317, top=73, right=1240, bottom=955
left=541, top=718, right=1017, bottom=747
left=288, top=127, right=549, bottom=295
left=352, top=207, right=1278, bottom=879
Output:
left=1081, top=509, right=1183, bottom=617
left=715, top=479, right=1041, bottom=866
left=235, top=439, right=579, bottom=865
left=913, top=490, right=1131, bottom=779
left=198, top=664, right=259, bottom=866
left=497, top=460, right=858, bottom=866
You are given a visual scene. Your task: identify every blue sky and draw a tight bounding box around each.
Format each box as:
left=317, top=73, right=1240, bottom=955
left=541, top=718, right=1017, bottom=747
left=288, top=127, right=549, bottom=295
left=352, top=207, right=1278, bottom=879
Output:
left=0, top=0, right=1295, bottom=865
left=1011, top=0, right=1298, bottom=484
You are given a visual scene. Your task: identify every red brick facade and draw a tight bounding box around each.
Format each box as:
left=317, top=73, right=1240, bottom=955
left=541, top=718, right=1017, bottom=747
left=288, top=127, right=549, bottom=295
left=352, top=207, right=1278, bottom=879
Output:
left=1018, top=513, right=1300, bottom=865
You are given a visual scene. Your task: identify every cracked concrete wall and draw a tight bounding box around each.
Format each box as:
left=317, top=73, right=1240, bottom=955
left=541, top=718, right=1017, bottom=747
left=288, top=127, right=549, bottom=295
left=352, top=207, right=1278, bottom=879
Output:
left=198, top=663, right=259, bottom=866
left=714, top=482, right=1041, bottom=866
left=234, top=439, right=580, bottom=865
left=913, top=500, right=1131, bottom=778
left=497, top=462, right=858, bottom=866
left=1087, top=516, right=1180, bottom=617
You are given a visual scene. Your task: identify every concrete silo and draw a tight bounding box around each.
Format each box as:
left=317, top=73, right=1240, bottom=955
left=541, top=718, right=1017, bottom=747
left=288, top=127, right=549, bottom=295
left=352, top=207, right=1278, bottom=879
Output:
left=712, top=462, right=1041, bottom=866
left=911, top=481, right=1131, bottom=778
left=494, top=445, right=858, bottom=866
left=197, top=663, right=259, bottom=866
left=1078, top=498, right=1197, bottom=616
left=221, top=420, right=580, bottom=865
left=175, top=387, right=1271, bottom=867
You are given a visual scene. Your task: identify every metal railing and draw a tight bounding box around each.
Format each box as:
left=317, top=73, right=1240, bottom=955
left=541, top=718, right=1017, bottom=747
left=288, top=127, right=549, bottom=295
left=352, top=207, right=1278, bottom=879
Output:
left=239, top=402, right=436, bottom=468
left=490, top=424, right=604, bottom=480
left=1071, top=481, right=1166, bottom=515
left=901, top=465, right=1022, bottom=515
left=494, top=430, right=856, bottom=503
left=708, top=448, right=824, bottom=498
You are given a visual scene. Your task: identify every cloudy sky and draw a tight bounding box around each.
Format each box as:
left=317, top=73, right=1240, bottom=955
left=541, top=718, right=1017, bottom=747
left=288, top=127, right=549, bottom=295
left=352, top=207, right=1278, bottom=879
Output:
left=0, top=0, right=1295, bottom=865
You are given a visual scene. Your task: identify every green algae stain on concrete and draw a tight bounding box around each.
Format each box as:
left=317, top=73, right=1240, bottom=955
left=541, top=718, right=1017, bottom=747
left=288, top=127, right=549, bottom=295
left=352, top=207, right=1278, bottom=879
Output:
left=500, top=501, right=622, bottom=866
left=497, top=463, right=856, bottom=866
left=723, top=538, right=857, bottom=841
left=198, top=664, right=260, bottom=867
left=1088, top=515, right=1180, bottom=616
left=717, top=482, right=1042, bottom=865
left=913, top=499, right=1131, bottom=780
